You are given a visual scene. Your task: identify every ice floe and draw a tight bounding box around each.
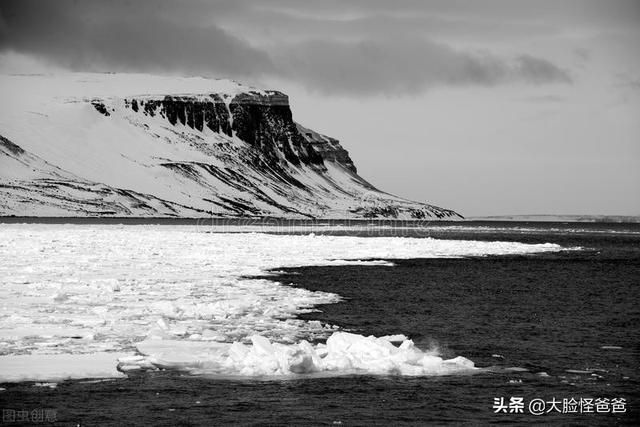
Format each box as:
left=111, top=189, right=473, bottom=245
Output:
left=0, top=352, right=128, bottom=382
left=121, top=332, right=476, bottom=377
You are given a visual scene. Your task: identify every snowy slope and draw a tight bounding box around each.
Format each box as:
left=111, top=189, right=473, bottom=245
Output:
left=0, top=73, right=461, bottom=219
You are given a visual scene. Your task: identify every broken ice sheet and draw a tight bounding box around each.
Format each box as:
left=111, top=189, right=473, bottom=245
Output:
left=0, top=224, right=563, bottom=380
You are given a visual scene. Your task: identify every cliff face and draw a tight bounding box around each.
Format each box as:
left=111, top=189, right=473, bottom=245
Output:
left=296, top=123, right=357, bottom=173
left=0, top=73, right=461, bottom=219
left=117, top=92, right=352, bottom=172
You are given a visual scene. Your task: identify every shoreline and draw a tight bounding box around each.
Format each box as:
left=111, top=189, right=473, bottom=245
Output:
left=1, top=216, right=638, bottom=226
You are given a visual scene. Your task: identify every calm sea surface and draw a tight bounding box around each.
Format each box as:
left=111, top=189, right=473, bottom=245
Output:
left=1, top=220, right=639, bottom=425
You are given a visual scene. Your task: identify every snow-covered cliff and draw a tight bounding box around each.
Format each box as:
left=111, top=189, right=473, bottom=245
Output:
left=0, top=73, right=461, bottom=219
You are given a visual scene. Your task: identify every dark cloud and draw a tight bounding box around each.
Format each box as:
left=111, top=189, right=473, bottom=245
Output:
left=274, top=39, right=571, bottom=95
left=512, top=55, right=572, bottom=85
left=0, top=0, right=275, bottom=78
left=0, top=0, right=573, bottom=95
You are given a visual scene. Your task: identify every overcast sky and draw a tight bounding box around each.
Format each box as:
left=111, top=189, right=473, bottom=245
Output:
left=1, top=0, right=639, bottom=216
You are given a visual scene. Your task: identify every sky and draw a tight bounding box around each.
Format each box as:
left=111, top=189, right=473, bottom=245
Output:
left=1, top=0, right=639, bottom=216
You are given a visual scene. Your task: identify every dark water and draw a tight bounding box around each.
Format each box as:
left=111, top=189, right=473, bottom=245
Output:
left=1, top=221, right=639, bottom=425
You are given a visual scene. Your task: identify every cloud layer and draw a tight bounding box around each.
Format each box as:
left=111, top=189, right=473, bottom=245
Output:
left=0, top=0, right=578, bottom=95
left=276, top=40, right=571, bottom=95
left=0, top=0, right=274, bottom=77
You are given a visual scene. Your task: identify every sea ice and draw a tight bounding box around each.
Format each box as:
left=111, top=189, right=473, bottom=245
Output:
left=0, top=224, right=564, bottom=381
left=126, top=332, right=476, bottom=377
left=0, top=353, right=128, bottom=382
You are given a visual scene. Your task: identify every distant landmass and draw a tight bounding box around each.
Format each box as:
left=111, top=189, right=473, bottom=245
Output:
left=469, top=215, right=640, bottom=223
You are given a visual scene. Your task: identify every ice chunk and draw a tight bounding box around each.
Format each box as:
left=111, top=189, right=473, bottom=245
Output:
left=126, top=332, right=476, bottom=378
